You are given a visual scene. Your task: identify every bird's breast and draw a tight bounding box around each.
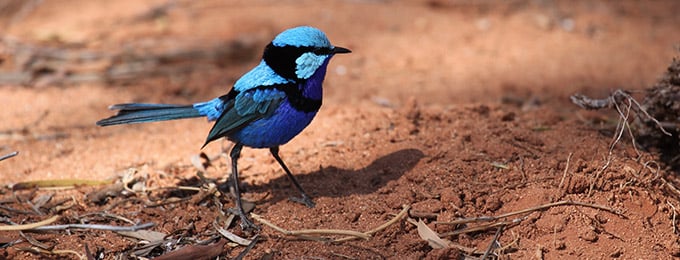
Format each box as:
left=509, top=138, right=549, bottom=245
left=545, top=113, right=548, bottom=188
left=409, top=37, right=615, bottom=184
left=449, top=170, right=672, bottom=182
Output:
left=227, top=55, right=331, bottom=148
left=228, top=100, right=318, bottom=148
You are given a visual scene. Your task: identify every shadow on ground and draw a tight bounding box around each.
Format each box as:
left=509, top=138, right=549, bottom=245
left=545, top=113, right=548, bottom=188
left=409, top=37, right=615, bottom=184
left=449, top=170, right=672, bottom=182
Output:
left=246, top=148, right=425, bottom=204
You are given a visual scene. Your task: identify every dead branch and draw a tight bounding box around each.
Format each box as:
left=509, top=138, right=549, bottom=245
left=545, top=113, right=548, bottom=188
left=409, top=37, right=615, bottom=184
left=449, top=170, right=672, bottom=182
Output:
left=252, top=205, right=411, bottom=243
left=436, top=200, right=624, bottom=228
left=0, top=151, right=18, bottom=162
left=0, top=215, right=58, bottom=231
left=31, top=221, right=155, bottom=232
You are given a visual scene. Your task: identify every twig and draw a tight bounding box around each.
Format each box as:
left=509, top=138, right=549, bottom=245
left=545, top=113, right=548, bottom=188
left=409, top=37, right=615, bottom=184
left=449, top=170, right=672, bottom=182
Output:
left=334, top=204, right=410, bottom=242
left=497, top=231, right=520, bottom=254
left=558, top=152, right=573, bottom=191
left=662, top=177, right=680, bottom=198
left=436, top=200, right=625, bottom=227
left=31, top=221, right=155, bottom=231
left=667, top=200, right=679, bottom=235
left=78, top=212, right=136, bottom=225
left=0, top=215, right=58, bottom=231
left=20, top=231, right=51, bottom=250
left=588, top=97, right=632, bottom=196
left=571, top=90, right=672, bottom=136
left=439, top=218, right=521, bottom=238
left=617, top=89, right=672, bottom=136
left=252, top=213, right=370, bottom=240
left=16, top=247, right=85, bottom=260
left=481, top=225, right=504, bottom=260
left=234, top=235, right=259, bottom=260
left=0, top=151, right=18, bottom=162
left=253, top=205, right=411, bottom=243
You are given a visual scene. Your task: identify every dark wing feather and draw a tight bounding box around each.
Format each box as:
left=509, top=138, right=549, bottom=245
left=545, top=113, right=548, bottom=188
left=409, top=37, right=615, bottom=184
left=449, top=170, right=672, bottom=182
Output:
left=202, top=85, right=288, bottom=147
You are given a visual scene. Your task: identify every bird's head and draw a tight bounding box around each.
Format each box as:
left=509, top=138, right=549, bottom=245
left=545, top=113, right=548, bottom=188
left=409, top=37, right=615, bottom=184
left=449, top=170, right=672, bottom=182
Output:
left=263, top=26, right=351, bottom=80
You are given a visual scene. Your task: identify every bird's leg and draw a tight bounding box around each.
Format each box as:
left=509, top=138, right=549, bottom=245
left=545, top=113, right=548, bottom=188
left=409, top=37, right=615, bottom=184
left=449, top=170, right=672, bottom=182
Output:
left=270, top=146, right=315, bottom=208
left=229, top=143, right=258, bottom=230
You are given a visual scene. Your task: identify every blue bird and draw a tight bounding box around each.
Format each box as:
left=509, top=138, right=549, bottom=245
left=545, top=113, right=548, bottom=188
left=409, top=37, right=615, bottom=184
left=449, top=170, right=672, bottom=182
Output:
left=97, top=26, right=351, bottom=229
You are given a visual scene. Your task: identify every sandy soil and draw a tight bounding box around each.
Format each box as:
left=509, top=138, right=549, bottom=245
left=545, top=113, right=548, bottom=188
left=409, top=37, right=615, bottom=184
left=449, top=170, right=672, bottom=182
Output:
left=1, top=0, right=680, bottom=259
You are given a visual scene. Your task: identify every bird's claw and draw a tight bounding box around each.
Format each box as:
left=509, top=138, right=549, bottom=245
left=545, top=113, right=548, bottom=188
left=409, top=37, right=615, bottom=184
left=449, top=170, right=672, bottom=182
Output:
left=239, top=216, right=260, bottom=231
left=290, top=194, right=315, bottom=208
left=227, top=207, right=260, bottom=231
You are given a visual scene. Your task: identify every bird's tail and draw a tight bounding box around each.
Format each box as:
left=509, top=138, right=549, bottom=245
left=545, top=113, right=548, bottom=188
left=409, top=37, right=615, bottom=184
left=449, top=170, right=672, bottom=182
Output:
left=96, top=103, right=203, bottom=126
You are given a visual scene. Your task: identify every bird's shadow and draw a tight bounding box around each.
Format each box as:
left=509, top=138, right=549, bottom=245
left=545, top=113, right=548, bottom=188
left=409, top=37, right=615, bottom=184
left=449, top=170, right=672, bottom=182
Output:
left=246, top=148, right=425, bottom=205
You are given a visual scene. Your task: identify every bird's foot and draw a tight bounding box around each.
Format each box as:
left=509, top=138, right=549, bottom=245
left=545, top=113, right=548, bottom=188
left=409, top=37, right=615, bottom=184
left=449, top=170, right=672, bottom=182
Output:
left=239, top=215, right=260, bottom=231
left=227, top=207, right=260, bottom=231
left=290, top=194, right=315, bottom=208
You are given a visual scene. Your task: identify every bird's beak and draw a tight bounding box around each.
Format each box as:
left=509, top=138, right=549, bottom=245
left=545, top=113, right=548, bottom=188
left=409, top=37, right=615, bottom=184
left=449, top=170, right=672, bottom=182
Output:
left=332, top=46, right=351, bottom=54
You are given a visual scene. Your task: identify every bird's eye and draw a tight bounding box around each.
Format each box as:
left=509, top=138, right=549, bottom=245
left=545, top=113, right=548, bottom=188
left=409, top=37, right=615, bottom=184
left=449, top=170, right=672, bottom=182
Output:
left=312, top=47, right=331, bottom=55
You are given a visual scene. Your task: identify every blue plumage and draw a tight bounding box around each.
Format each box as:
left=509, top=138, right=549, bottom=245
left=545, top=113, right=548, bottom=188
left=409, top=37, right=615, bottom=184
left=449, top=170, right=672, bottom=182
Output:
left=97, top=26, right=350, bottom=230
left=272, top=26, right=331, bottom=47
left=193, top=98, right=227, bottom=121
left=233, top=60, right=292, bottom=91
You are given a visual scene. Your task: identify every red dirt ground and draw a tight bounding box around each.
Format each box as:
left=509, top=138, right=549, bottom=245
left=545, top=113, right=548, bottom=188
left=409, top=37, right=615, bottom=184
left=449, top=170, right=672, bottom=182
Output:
left=2, top=0, right=680, bottom=259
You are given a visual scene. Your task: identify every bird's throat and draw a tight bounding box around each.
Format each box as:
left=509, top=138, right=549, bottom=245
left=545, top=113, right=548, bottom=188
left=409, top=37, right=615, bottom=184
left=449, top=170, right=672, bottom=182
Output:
left=300, top=57, right=332, bottom=101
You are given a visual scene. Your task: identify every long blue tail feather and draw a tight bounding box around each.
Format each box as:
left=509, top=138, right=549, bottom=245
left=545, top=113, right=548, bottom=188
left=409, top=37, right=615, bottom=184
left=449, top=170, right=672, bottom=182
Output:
left=96, top=103, right=203, bottom=126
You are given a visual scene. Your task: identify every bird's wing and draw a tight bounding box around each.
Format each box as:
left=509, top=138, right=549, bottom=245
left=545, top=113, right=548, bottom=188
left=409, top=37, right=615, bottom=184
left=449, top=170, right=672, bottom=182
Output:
left=202, top=84, right=289, bottom=146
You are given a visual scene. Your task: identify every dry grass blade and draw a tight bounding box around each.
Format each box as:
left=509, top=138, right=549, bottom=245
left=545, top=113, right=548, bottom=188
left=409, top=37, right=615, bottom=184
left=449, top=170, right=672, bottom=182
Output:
left=16, top=247, right=85, bottom=260
left=558, top=152, right=573, bottom=191
left=481, top=225, right=504, bottom=260
left=214, top=221, right=252, bottom=246
left=0, top=215, right=58, bottom=231
left=13, top=179, right=112, bottom=190
left=405, top=218, right=480, bottom=254
left=252, top=213, right=371, bottom=240
left=667, top=200, right=679, bottom=235
left=234, top=235, right=260, bottom=260
left=416, top=219, right=450, bottom=249
left=117, top=229, right=167, bottom=242
left=32, top=221, right=155, bottom=231
left=153, top=239, right=227, bottom=260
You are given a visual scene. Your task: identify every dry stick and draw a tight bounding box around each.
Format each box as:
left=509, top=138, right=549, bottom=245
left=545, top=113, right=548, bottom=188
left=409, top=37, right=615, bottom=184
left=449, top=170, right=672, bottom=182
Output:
left=234, top=235, right=260, bottom=260
left=31, top=221, right=155, bottom=232
left=667, top=201, right=679, bottom=235
left=617, top=95, right=644, bottom=157
left=481, top=225, right=505, bottom=260
left=0, top=151, right=18, bottom=162
left=78, top=212, right=136, bottom=226
left=17, top=247, right=85, bottom=260
left=20, top=231, right=51, bottom=250
left=587, top=98, right=631, bottom=197
left=573, top=90, right=672, bottom=197
left=334, top=204, right=411, bottom=243
left=436, top=200, right=624, bottom=227
left=252, top=205, right=411, bottom=243
left=617, top=89, right=672, bottom=136
left=558, top=152, right=573, bottom=191
left=497, top=231, right=520, bottom=254
left=439, top=219, right=521, bottom=238
left=251, top=213, right=370, bottom=240
left=662, top=178, right=680, bottom=198
left=0, top=215, right=58, bottom=231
